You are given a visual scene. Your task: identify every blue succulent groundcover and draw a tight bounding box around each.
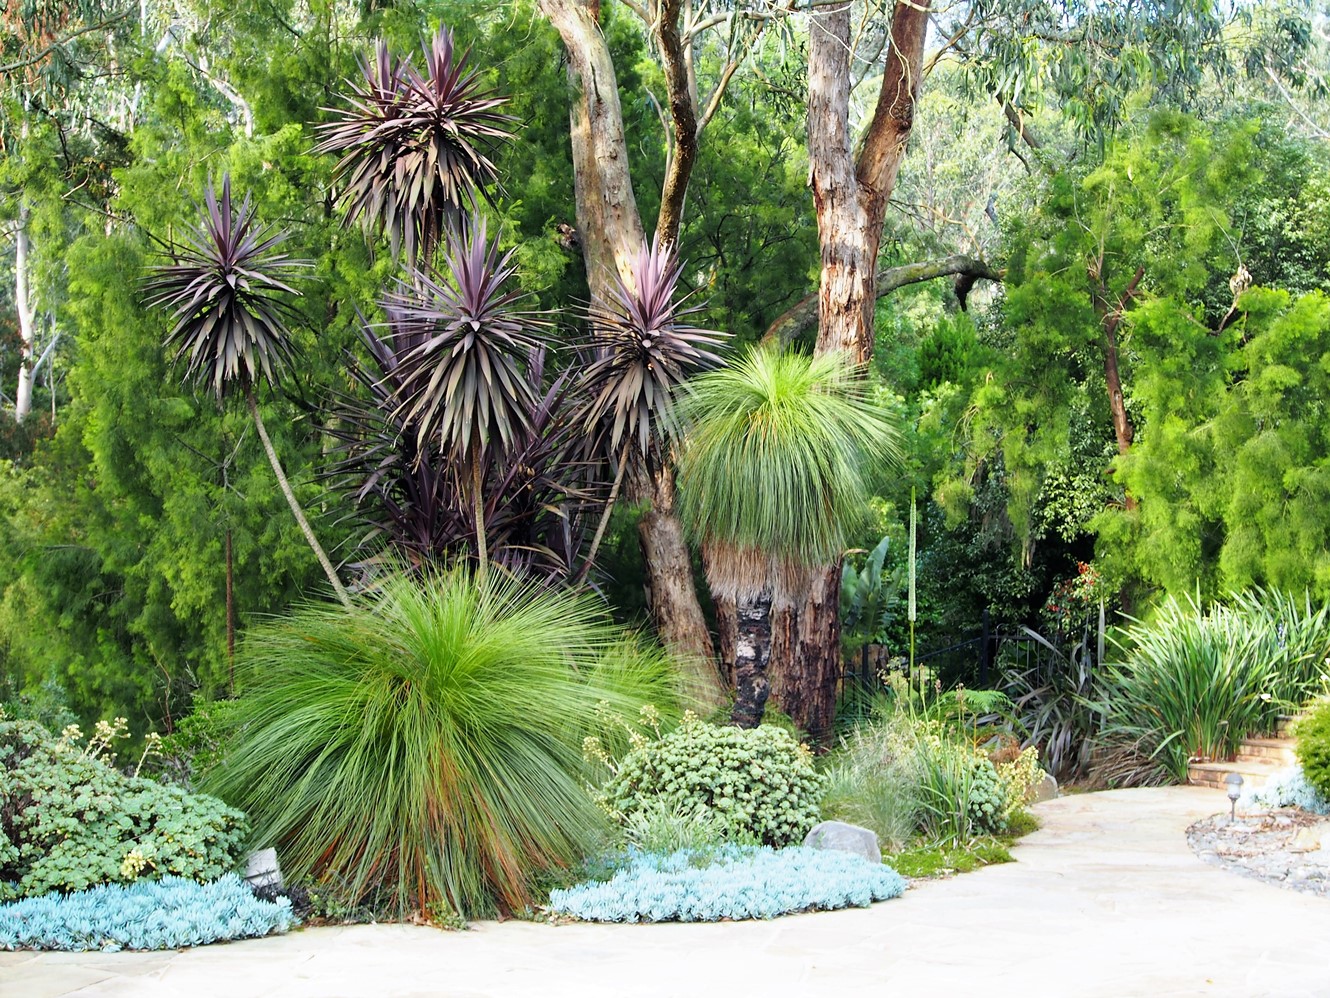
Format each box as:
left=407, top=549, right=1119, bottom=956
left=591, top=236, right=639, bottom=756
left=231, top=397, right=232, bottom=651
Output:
left=0, top=874, right=296, bottom=952
left=550, top=845, right=907, bottom=923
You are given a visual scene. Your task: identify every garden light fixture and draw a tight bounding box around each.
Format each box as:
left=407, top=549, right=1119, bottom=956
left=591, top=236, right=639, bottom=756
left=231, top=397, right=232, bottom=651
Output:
left=1225, top=773, right=1244, bottom=822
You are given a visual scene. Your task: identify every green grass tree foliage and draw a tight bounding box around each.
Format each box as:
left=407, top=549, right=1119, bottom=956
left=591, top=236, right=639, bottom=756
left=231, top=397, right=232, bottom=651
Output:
left=678, top=348, right=902, bottom=727
left=203, top=567, right=682, bottom=920
left=142, top=176, right=350, bottom=608
left=314, top=26, right=517, bottom=266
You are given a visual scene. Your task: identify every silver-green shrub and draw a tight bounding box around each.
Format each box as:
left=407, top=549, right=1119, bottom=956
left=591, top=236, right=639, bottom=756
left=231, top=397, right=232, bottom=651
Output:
left=601, top=720, right=826, bottom=848
left=0, top=721, right=247, bottom=900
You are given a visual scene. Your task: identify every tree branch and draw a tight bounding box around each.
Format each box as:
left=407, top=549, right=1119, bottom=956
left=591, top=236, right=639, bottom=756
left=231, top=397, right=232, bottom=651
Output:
left=762, top=254, right=1002, bottom=347
left=655, top=0, right=698, bottom=248
left=855, top=0, right=931, bottom=197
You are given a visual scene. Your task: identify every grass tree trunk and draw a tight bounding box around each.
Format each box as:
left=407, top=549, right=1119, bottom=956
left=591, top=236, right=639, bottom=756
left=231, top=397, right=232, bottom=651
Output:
left=246, top=387, right=352, bottom=609
left=542, top=0, right=722, bottom=704
left=731, top=590, right=775, bottom=728
left=769, top=0, right=929, bottom=740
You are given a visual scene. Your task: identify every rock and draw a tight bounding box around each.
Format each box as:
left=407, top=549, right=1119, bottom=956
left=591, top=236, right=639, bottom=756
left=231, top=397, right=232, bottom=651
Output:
left=803, top=821, right=881, bottom=864
left=244, top=847, right=283, bottom=889
left=1289, top=826, right=1322, bottom=854
left=1030, top=773, right=1059, bottom=803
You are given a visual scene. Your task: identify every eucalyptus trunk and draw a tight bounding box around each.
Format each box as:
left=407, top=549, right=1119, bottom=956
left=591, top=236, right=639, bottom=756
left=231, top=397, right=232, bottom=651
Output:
left=14, top=204, right=36, bottom=424
left=541, top=0, right=721, bottom=702
left=769, top=0, right=929, bottom=739
left=731, top=590, right=774, bottom=729
left=246, top=388, right=352, bottom=609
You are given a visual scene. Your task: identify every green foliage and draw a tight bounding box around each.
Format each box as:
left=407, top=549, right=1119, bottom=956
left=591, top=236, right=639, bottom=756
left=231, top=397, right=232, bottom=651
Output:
left=601, top=720, right=825, bottom=848
left=1093, top=594, right=1295, bottom=784
left=882, top=840, right=1014, bottom=879
left=156, top=698, right=244, bottom=787
left=0, top=720, right=247, bottom=900
left=840, top=535, right=905, bottom=655
left=678, top=347, right=902, bottom=596
left=820, top=722, right=921, bottom=853
left=202, top=568, right=682, bottom=919
left=1295, top=700, right=1330, bottom=801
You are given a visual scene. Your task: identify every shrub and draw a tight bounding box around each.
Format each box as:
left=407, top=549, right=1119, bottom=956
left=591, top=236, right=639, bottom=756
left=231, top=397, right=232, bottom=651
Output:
left=0, top=721, right=247, bottom=900
left=1295, top=700, right=1330, bottom=801
left=1094, top=595, right=1286, bottom=784
left=599, top=720, right=825, bottom=848
left=0, top=874, right=294, bottom=951
left=1239, top=764, right=1330, bottom=815
left=203, top=568, right=683, bottom=920
left=820, top=722, right=920, bottom=852
left=547, top=845, right=906, bottom=922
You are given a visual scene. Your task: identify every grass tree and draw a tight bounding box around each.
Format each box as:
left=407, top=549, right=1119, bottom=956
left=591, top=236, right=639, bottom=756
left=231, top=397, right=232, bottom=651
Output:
left=144, top=176, right=351, bottom=609
left=678, top=347, right=901, bottom=727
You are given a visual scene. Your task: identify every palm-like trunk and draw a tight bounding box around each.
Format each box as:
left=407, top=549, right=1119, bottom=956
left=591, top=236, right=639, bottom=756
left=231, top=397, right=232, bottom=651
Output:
left=246, top=387, right=352, bottom=608
left=731, top=589, right=774, bottom=728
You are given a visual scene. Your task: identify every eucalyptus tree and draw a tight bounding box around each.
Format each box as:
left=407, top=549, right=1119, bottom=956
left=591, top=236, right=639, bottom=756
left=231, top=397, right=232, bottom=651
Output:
left=678, top=347, right=901, bottom=730
left=144, top=177, right=352, bottom=608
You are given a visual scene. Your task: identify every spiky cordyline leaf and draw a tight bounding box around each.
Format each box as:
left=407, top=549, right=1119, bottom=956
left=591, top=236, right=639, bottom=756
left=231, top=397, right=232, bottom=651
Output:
left=580, top=237, right=728, bottom=461
left=143, top=176, right=310, bottom=399
left=677, top=347, right=903, bottom=601
left=326, top=320, right=599, bottom=580
left=388, top=218, right=547, bottom=463
left=315, top=26, right=517, bottom=264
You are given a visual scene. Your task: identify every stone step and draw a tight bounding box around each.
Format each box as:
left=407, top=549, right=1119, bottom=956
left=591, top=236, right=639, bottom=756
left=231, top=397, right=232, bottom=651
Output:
left=1187, top=757, right=1285, bottom=791
left=1235, top=737, right=1298, bottom=765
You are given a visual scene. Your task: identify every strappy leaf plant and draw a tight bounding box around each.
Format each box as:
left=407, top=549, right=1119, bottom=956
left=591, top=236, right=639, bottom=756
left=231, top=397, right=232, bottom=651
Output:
left=385, top=218, right=548, bottom=576
left=577, top=237, right=727, bottom=572
left=315, top=26, right=516, bottom=265
left=143, top=176, right=350, bottom=607
left=677, top=347, right=902, bottom=726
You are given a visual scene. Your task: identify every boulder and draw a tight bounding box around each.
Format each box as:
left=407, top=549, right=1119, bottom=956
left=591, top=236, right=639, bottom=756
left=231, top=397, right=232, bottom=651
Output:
left=244, top=847, right=283, bottom=889
left=803, top=821, right=881, bottom=864
left=1030, top=773, right=1059, bottom=804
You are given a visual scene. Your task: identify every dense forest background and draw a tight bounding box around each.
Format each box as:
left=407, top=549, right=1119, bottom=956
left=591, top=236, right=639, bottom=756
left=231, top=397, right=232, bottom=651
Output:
left=3, top=0, right=1330, bottom=731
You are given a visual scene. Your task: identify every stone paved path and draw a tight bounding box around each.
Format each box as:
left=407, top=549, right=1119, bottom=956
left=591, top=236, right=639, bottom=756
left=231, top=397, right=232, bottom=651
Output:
left=4, top=786, right=1329, bottom=998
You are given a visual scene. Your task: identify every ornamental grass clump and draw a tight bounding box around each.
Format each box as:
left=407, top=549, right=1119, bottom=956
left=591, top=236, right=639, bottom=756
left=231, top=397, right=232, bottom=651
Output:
left=203, top=568, right=682, bottom=920
left=1093, top=594, right=1287, bottom=784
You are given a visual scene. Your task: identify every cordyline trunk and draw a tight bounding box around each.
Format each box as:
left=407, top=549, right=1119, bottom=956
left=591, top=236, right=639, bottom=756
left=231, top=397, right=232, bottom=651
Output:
left=767, top=0, right=929, bottom=740
left=541, top=0, right=722, bottom=704
left=246, top=388, right=353, bottom=609
left=14, top=204, right=36, bottom=424
left=731, top=590, right=774, bottom=728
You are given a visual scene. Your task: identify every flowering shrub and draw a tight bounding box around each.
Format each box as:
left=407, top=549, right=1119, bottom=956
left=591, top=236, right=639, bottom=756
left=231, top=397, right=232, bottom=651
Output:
left=595, top=719, right=826, bottom=847
left=0, top=874, right=294, bottom=951
left=0, top=721, right=247, bottom=900
left=1238, top=764, right=1330, bottom=815
left=548, top=846, right=905, bottom=922
left=995, top=745, right=1044, bottom=820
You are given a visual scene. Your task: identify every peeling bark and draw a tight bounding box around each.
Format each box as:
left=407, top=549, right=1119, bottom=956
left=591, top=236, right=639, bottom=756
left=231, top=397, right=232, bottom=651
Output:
left=542, top=0, right=722, bottom=700
left=770, top=0, right=930, bottom=740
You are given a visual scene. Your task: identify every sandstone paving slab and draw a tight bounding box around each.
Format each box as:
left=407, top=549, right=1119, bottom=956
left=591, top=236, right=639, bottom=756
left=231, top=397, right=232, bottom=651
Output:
left=5, top=786, right=1329, bottom=998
